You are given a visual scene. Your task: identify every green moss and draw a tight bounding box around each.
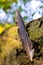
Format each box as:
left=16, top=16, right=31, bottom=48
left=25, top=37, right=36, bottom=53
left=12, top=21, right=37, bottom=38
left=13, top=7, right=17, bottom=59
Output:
left=28, top=24, right=39, bottom=40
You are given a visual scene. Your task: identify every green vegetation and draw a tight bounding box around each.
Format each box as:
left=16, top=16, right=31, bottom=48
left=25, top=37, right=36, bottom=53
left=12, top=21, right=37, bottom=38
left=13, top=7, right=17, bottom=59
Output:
left=0, top=0, right=18, bottom=11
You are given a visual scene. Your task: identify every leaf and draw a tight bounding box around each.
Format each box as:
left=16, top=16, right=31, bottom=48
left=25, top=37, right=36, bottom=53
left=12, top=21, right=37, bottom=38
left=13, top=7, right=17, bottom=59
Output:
left=40, top=6, right=43, bottom=8
left=23, top=16, right=28, bottom=21
left=32, top=13, right=35, bottom=16
left=23, top=0, right=31, bottom=4
left=18, top=6, right=23, bottom=12
left=0, top=25, right=5, bottom=34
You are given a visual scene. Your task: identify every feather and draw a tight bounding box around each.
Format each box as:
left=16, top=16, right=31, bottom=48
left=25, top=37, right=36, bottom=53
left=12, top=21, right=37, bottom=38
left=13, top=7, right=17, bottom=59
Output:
left=15, top=10, right=34, bottom=61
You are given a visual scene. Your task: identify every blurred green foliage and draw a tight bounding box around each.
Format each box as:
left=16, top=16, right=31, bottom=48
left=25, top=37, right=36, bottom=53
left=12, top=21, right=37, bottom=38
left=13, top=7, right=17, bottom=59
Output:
left=23, top=0, right=31, bottom=5
left=0, top=0, right=18, bottom=11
